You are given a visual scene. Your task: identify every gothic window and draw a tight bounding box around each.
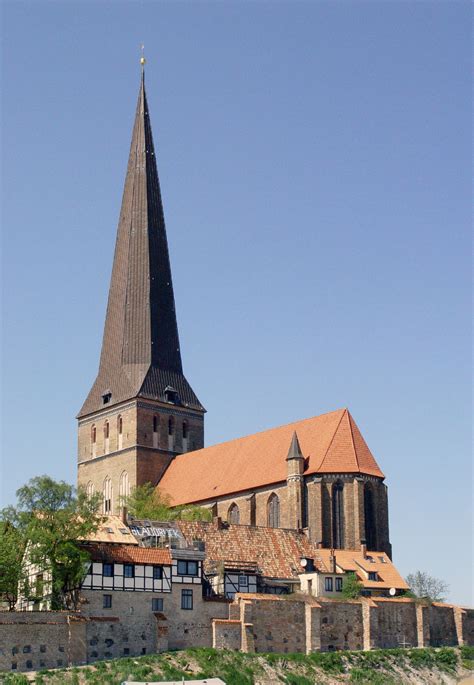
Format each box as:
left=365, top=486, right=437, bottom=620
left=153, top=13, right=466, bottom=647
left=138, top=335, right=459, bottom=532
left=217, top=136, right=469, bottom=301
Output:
left=364, top=483, right=377, bottom=550
left=91, top=425, right=96, bottom=443
left=103, top=477, right=113, bottom=514
left=104, top=421, right=110, bottom=454
left=332, top=482, right=344, bottom=549
left=86, top=481, right=94, bottom=499
left=153, top=415, right=159, bottom=433
left=267, top=493, right=280, bottom=528
left=119, top=471, right=130, bottom=502
left=249, top=494, right=256, bottom=526
left=182, top=421, right=188, bottom=439
left=227, top=503, right=240, bottom=524
left=118, top=416, right=123, bottom=434
left=168, top=417, right=174, bottom=435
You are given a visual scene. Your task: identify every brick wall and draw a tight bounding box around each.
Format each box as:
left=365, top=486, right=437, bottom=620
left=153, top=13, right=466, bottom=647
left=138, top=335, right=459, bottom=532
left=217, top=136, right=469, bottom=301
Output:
left=213, top=595, right=473, bottom=653
left=0, top=612, right=86, bottom=673
left=212, top=620, right=242, bottom=650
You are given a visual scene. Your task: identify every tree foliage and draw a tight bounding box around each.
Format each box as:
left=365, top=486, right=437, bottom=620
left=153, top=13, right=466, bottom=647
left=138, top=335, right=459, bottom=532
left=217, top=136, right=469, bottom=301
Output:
left=341, top=572, right=363, bottom=599
left=123, top=483, right=212, bottom=522
left=405, top=570, right=449, bottom=602
left=0, top=518, right=25, bottom=610
left=2, top=475, right=103, bottom=610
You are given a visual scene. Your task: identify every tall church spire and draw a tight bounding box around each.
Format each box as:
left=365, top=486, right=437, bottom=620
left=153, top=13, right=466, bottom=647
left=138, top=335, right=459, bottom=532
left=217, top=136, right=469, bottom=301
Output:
left=79, top=71, right=203, bottom=417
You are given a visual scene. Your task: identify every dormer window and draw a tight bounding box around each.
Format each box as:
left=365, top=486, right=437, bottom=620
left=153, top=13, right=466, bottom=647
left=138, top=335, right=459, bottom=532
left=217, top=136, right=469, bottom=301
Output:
left=102, top=392, right=112, bottom=405
left=164, top=386, right=179, bottom=404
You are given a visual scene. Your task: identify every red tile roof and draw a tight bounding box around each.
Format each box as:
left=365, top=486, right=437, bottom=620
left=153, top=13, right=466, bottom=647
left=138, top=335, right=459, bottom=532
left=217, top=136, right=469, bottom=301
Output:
left=176, top=520, right=324, bottom=580
left=159, top=408, right=384, bottom=505
left=80, top=543, right=171, bottom=565
left=317, top=549, right=408, bottom=590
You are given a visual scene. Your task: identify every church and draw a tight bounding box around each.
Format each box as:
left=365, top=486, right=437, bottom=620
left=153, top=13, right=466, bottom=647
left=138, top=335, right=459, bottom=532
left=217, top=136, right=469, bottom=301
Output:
left=77, top=69, right=391, bottom=558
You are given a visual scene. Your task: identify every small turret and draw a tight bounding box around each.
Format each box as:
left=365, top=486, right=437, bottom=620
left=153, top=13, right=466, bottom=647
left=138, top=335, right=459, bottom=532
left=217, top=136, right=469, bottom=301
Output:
left=286, top=431, right=305, bottom=529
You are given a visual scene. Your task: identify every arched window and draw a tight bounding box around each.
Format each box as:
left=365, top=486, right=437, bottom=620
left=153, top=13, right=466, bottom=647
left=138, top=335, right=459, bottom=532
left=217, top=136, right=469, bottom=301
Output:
left=103, top=477, right=113, bottom=514
left=168, top=416, right=175, bottom=450
left=267, top=493, right=280, bottom=528
left=182, top=421, right=188, bottom=439
left=332, top=482, right=344, bottom=549
left=227, top=503, right=240, bottom=524
left=364, top=483, right=377, bottom=550
left=91, top=425, right=97, bottom=457
left=86, top=481, right=95, bottom=499
left=104, top=421, right=110, bottom=454
left=117, top=416, right=123, bottom=450
left=249, top=494, right=256, bottom=526
left=119, top=471, right=130, bottom=502
left=153, top=415, right=159, bottom=433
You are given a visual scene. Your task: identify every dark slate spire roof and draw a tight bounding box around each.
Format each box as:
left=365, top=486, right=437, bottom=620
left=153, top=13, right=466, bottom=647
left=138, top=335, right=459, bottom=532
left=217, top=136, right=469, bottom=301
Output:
left=79, top=73, right=204, bottom=417
left=286, top=431, right=304, bottom=461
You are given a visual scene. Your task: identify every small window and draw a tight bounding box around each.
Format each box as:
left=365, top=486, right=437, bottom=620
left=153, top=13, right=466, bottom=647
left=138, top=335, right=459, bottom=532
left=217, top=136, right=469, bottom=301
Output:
left=152, top=598, right=163, bottom=611
left=181, top=589, right=193, bottom=610
left=91, top=425, right=96, bottom=443
left=103, top=563, right=114, bottom=577
left=153, top=566, right=163, bottom=580
left=102, top=392, right=112, bottom=405
left=379, top=556, right=386, bottom=563
left=325, top=577, right=333, bottom=592
left=239, top=575, right=248, bottom=587
left=103, top=594, right=112, bottom=609
left=168, top=417, right=174, bottom=436
left=118, top=416, right=123, bottom=434
left=335, top=577, right=343, bottom=592
left=182, top=421, right=188, bottom=439
left=104, top=421, right=110, bottom=438
left=368, top=571, right=378, bottom=581
left=177, top=560, right=198, bottom=576
left=124, top=564, right=134, bottom=578
left=153, top=415, right=159, bottom=432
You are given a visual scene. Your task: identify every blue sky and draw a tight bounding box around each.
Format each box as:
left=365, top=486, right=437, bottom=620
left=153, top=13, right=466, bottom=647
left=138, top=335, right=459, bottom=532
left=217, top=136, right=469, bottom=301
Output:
left=1, top=1, right=471, bottom=605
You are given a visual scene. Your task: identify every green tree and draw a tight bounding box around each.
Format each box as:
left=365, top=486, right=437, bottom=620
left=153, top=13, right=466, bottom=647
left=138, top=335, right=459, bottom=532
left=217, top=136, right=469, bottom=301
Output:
left=5, top=475, right=103, bottom=610
left=406, top=571, right=449, bottom=602
left=0, top=518, right=25, bottom=610
left=341, top=572, right=363, bottom=599
left=123, top=483, right=212, bottom=522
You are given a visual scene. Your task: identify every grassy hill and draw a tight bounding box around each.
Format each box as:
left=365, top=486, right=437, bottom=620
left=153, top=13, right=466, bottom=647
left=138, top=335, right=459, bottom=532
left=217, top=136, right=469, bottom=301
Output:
left=1, top=646, right=473, bottom=685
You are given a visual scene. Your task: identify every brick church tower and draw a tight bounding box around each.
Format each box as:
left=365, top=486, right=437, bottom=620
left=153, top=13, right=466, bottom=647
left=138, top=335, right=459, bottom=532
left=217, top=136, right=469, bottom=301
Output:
left=77, top=70, right=204, bottom=513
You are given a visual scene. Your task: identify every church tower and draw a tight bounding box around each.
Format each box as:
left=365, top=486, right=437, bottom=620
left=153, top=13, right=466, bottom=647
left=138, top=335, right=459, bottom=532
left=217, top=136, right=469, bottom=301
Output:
left=77, top=68, right=205, bottom=513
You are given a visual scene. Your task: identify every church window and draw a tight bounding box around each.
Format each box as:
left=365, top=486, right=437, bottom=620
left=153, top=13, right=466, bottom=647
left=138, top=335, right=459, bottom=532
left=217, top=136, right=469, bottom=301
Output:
left=227, top=503, right=240, bottom=524
left=119, top=471, right=130, bottom=502
left=91, top=425, right=96, bottom=443
left=103, top=477, right=113, bottom=514
left=182, top=421, right=188, bottom=439
left=118, top=416, right=123, bottom=434
left=267, top=493, right=280, bottom=528
left=86, top=481, right=94, bottom=499
left=153, top=415, right=159, bottom=433
left=364, top=483, right=377, bottom=550
left=332, top=482, right=344, bottom=549
left=104, top=421, right=110, bottom=454
left=249, top=494, right=256, bottom=526
left=168, top=417, right=174, bottom=435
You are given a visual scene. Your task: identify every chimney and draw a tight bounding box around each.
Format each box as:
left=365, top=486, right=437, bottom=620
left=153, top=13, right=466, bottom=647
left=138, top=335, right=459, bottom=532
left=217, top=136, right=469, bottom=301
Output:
left=316, top=541, right=323, bottom=549
left=120, top=506, right=128, bottom=525
left=360, top=540, right=367, bottom=559
left=329, top=549, right=337, bottom=573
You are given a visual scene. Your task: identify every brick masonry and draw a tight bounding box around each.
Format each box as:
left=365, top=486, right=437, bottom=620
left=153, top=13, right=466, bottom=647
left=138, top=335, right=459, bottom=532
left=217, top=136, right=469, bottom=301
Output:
left=212, top=595, right=474, bottom=653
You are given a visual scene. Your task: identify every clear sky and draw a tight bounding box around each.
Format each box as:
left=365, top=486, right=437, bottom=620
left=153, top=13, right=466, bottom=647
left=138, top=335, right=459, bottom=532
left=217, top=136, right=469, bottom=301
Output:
left=1, top=1, right=471, bottom=605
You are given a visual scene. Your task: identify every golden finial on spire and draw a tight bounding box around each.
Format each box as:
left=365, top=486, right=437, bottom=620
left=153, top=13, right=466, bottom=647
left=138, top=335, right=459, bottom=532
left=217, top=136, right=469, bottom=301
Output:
left=140, top=43, right=146, bottom=68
